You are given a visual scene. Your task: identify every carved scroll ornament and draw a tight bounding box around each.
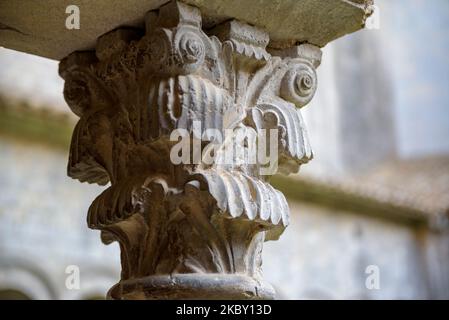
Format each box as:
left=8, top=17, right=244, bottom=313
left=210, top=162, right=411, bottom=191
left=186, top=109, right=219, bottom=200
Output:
left=59, top=1, right=321, bottom=299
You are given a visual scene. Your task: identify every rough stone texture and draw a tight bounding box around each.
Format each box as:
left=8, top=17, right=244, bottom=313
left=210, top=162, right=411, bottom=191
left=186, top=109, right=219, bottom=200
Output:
left=58, top=1, right=322, bottom=299
left=184, top=0, right=372, bottom=49
left=2, top=0, right=449, bottom=298
left=0, top=0, right=167, bottom=60
left=0, top=0, right=373, bottom=300
left=0, top=0, right=372, bottom=60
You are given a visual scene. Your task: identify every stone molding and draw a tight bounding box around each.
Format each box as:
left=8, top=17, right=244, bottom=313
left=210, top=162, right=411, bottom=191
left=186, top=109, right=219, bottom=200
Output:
left=59, top=0, right=321, bottom=299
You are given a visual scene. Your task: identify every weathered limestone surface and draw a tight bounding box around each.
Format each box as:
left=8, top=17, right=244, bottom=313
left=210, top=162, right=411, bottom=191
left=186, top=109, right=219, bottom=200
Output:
left=183, top=0, right=373, bottom=49
left=57, top=0, right=329, bottom=299
left=0, top=0, right=371, bottom=60
left=0, top=0, right=371, bottom=299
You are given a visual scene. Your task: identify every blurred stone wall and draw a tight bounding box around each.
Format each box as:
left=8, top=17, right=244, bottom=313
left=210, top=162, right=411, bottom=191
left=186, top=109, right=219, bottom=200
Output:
left=0, top=137, right=436, bottom=299
left=0, top=138, right=119, bottom=299
left=264, top=201, right=430, bottom=299
left=303, top=0, right=449, bottom=178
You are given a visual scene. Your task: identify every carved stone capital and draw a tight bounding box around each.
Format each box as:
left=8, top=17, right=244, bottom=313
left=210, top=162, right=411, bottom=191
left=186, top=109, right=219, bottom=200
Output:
left=59, top=0, right=321, bottom=299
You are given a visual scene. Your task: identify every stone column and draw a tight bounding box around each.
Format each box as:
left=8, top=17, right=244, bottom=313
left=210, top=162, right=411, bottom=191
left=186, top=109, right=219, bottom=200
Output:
left=59, top=1, right=321, bottom=299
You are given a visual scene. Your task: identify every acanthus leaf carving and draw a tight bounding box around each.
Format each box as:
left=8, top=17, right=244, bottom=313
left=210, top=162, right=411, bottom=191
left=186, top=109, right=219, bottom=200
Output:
left=59, top=0, right=321, bottom=299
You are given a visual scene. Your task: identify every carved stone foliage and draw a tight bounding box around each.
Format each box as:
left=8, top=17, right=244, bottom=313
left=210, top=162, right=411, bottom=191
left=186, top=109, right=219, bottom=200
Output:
left=59, top=0, right=321, bottom=299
